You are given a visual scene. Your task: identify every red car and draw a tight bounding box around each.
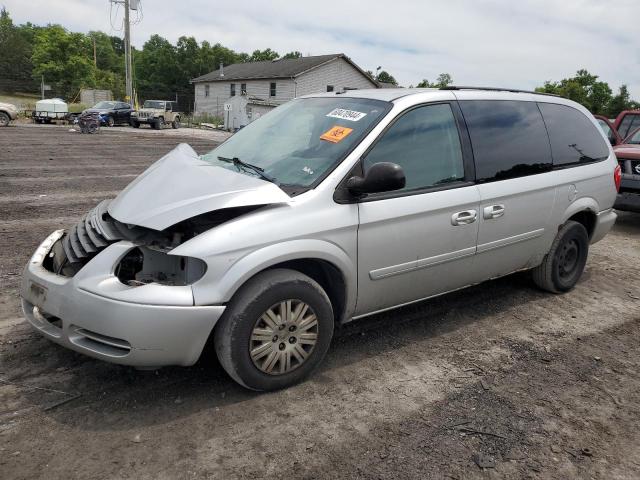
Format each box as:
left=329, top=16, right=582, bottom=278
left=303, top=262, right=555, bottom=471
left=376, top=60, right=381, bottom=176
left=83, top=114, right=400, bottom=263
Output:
left=614, top=110, right=640, bottom=140
left=594, top=115, right=622, bottom=146
left=613, top=126, right=640, bottom=212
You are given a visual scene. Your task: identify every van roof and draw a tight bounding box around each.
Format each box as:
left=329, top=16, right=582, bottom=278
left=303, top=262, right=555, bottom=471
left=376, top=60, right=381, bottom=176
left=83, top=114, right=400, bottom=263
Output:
left=305, top=86, right=563, bottom=103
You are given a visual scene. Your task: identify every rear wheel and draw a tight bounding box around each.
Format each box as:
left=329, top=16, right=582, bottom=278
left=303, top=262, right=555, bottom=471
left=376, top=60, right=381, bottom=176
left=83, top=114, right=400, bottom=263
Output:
left=172, top=117, right=180, bottom=129
left=214, top=269, right=334, bottom=391
left=0, top=112, right=10, bottom=127
left=532, top=220, right=589, bottom=293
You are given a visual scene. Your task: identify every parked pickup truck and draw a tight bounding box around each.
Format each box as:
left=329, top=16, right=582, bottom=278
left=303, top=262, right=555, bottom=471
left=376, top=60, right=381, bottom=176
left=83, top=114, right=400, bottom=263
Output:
left=613, top=127, right=640, bottom=212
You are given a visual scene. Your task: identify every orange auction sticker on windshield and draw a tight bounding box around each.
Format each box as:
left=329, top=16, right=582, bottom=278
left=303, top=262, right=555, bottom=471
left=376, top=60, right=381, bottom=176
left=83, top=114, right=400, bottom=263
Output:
left=320, top=126, right=353, bottom=143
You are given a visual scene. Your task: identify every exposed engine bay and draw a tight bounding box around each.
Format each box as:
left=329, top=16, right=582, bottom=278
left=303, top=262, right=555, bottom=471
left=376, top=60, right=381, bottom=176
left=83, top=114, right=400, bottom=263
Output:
left=43, top=199, right=261, bottom=286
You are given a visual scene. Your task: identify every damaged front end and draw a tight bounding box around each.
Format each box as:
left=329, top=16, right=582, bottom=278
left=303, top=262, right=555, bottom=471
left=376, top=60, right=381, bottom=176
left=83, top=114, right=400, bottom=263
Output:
left=45, top=199, right=259, bottom=288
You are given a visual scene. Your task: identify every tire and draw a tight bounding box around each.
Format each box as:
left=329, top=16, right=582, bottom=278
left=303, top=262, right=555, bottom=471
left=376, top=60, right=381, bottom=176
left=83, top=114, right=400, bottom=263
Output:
left=106, top=115, right=115, bottom=127
left=214, top=268, right=334, bottom=391
left=172, top=117, right=180, bottom=129
left=532, top=220, right=589, bottom=293
left=152, top=118, right=161, bottom=130
left=131, top=120, right=140, bottom=128
left=0, top=112, right=10, bottom=127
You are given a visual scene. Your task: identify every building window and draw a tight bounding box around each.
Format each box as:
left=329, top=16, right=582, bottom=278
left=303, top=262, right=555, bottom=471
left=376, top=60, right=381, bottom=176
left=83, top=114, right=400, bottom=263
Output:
left=204, top=84, right=210, bottom=97
left=270, top=82, right=276, bottom=97
left=326, top=85, right=334, bottom=92
left=230, top=84, right=236, bottom=97
left=241, top=83, right=247, bottom=95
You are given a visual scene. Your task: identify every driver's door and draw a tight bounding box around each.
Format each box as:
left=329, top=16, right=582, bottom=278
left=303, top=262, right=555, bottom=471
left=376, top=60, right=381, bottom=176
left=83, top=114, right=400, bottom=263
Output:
left=355, top=102, right=480, bottom=316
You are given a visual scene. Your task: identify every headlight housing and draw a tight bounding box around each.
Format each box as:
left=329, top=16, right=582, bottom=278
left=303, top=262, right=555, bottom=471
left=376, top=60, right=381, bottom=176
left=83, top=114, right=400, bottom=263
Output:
left=116, top=247, right=207, bottom=287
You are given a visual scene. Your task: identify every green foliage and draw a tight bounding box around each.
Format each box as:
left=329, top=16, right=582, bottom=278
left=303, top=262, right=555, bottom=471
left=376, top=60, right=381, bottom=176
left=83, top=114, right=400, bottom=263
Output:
left=416, top=73, right=453, bottom=88
left=282, top=51, right=302, bottom=59
left=0, top=8, right=35, bottom=91
left=247, top=48, right=280, bottom=62
left=376, top=70, right=397, bottom=85
left=535, top=69, right=638, bottom=116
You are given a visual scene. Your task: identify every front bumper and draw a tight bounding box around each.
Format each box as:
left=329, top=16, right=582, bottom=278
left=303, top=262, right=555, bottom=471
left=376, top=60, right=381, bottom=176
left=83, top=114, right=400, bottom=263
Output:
left=132, top=116, right=156, bottom=124
left=21, top=230, right=225, bottom=367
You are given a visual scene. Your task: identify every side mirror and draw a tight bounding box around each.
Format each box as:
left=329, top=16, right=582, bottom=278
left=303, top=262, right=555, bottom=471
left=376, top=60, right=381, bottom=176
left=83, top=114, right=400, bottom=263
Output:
left=347, top=162, right=406, bottom=195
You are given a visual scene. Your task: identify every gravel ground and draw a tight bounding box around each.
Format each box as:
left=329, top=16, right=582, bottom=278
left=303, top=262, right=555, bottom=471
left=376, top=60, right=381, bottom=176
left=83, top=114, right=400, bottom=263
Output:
left=1, top=124, right=639, bottom=480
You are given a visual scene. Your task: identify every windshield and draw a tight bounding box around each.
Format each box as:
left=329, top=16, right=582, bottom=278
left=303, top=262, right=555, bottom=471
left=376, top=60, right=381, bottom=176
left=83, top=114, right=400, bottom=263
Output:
left=201, top=97, right=390, bottom=188
left=94, top=101, right=116, bottom=109
left=143, top=100, right=165, bottom=109
left=624, top=128, right=640, bottom=145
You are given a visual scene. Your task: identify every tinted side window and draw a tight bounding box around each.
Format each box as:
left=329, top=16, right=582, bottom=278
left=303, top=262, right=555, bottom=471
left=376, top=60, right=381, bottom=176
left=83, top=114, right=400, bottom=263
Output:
left=538, top=103, right=609, bottom=166
left=459, top=100, right=552, bottom=182
left=363, top=103, right=464, bottom=192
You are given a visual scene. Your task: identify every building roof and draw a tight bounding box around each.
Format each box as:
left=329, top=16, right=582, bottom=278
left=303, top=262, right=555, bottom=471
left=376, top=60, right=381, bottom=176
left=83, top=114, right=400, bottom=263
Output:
left=191, top=53, right=378, bottom=86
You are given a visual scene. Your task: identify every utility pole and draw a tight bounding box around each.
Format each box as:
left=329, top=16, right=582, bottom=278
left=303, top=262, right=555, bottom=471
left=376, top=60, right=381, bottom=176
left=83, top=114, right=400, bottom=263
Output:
left=123, top=0, right=133, bottom=102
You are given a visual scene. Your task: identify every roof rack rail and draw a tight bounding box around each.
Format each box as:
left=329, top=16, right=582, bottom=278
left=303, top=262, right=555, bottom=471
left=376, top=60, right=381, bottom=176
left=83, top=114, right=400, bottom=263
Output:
left=440, top=86, right=562, bottom=97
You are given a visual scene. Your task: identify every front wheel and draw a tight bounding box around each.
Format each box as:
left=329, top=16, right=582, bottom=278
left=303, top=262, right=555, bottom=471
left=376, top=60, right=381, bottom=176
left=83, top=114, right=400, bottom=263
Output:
left=106, top=115, right=115, bottom=127
left=172, top=117, right=180, bottom=129
left=152, top=119, right=161, bottom=130
left=214, top=269, right=334, bottom=391
left=130, top=120, right=140, bottom=128
left=0, top=112, right=10, bottom=127
left=532, top=220, right=589, bottom=293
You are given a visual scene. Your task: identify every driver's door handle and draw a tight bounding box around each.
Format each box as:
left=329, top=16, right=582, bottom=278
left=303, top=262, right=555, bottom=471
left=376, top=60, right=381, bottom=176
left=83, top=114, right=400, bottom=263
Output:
left=483, top=204, right=505, bottom=219
left=451, top=210, right=478, bottom=226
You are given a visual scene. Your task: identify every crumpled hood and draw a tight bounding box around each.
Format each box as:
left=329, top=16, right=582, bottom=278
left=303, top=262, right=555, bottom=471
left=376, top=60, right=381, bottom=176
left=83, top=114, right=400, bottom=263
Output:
left=108, top=143, right=291, bottom=230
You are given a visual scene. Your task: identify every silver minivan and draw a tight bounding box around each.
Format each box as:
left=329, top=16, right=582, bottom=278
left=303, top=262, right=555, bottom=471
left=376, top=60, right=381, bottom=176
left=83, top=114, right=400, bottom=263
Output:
left=21, top=88, right=620, bottom=390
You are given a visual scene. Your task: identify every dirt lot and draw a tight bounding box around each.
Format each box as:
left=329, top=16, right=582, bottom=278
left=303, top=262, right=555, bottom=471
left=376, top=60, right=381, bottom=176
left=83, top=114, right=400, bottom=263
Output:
left=1, top=124, right=639, bottom=480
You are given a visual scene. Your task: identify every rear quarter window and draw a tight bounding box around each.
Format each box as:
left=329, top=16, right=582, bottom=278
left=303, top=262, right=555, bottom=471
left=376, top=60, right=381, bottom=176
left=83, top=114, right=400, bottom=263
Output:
left=459, top=100, right=552, bottom=182
left=538, top=103, right=609, bottom=166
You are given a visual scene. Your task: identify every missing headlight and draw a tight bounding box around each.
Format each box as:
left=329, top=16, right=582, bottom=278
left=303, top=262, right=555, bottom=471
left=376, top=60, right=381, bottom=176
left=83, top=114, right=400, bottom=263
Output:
left=116, top=247, right=206, bottom=287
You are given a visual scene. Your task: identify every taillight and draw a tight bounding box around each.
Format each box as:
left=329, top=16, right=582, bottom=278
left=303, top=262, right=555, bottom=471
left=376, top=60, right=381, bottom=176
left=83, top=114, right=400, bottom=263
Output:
left=614, top=164, right=622, bottom=192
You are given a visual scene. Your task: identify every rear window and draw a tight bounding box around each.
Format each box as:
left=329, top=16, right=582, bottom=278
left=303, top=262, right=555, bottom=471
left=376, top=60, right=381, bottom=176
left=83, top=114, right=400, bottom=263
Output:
left=459, top=100, right=552, bottom=182
left=538, top=103, right=609, bottom=166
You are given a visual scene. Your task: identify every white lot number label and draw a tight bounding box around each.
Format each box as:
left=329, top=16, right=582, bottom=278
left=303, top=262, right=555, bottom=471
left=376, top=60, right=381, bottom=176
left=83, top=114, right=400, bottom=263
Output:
left=326, top=108, right=367, bottom=122
left=224, top=103, right=232, bottom=111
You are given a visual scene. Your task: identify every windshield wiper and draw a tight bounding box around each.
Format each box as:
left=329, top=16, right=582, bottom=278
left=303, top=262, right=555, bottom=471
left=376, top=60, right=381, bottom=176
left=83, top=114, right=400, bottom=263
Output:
left=217, top=156, right=276, bottom=183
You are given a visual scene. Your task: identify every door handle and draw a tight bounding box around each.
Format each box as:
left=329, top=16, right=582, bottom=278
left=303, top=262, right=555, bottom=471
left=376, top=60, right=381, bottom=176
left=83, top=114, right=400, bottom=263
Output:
left=483, top=204, right=505, bottom=219
left=451, top=210, right=477, bottom=226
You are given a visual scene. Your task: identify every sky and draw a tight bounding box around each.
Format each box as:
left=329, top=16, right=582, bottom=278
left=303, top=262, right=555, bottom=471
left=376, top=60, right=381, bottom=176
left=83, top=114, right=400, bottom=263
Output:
left=3, top=0, right=639, bottom=99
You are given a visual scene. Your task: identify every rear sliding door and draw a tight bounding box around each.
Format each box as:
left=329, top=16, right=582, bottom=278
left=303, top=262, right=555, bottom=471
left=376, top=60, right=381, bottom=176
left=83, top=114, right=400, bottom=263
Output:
left=458, top=100, right=558, bottom=281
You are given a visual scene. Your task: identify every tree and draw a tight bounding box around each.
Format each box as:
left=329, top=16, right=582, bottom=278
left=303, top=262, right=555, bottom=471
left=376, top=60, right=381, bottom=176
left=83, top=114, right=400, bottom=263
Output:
left=417, top=73, right=453, bottom=88
left=135, top=34, right=179, bottom=100
left=248, top=48, right=279, bottom=62
left=0, top=8, right=34, bottom=92
left=535, top=69, right=613, bottom=114
left=608, top=85, right=640, bottom=117
left=31, top=25, right=97, bottom=98
left=376, top=70, right=397, bottom=85
left=282, top=51, right=302, bottom=59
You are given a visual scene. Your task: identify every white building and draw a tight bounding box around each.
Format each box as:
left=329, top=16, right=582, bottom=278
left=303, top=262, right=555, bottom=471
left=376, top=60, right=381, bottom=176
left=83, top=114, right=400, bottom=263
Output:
left=191, top=53, right=379, bottom=129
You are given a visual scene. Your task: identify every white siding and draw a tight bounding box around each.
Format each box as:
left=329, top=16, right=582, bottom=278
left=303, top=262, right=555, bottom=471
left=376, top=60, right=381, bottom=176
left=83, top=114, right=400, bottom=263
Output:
left=295, top=57, right=377, bottom=96
left=195, top=79, right=294, bottom=116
